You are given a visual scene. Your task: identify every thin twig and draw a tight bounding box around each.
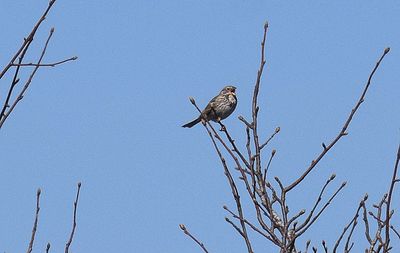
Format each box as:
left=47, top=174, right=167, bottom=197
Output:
left=12, top=56, right=78, bottom=67
left=264, top=149, right=276, bottom=180
left=361, top=194, right=372, bottom=244
left=333, top=201, right=363, bottom=253
left=46, top=243, right=51, bottom=253
left=224, top=205, right=279, bottom=246
left=0, top=0, right=57, bottom=80
left=180, top=224, right=209, bottom=253
left=218, top=121, right=251, bottom=169
left=65, top=182, right=82, bottom=253
left=384, top=144, right=400, bottom=251
left=390, top=225, right=400, bottom=240
left=260, top=127, right=280, bottom=150
left=297, top=182, right=347, bottom=237
left=296, top=174, right=337, bottom=232
left=27, top=188, right=41, bottom=253
left=225, top=217, right=245, bottom=237
left=285, top=47, right=391, bottom=192
left=0, top=28, right=55, bottom=128
left=322, top=240, right=328, bottom=253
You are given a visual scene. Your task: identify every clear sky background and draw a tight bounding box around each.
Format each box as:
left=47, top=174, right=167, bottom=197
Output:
left=0, top=1, right=399, bottom=252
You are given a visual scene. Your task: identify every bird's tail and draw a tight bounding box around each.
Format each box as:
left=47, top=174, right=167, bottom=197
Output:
left=182, top=117, right=201, bottom=128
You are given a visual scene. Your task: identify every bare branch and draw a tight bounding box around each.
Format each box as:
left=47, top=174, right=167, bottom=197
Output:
left=322, top=240, right=328, bottom=253
left=65, top=182, right=82, bottom=253
left=390, top=225, right=400, bottom=240
left=46, top=243, right=51, bottom=253
left=0, top=0, right=57, bottom=80
left=296, top=174, right=337, bottom=232
left=11, top=56, right=78, bottom=67
left=225, top=217, right=245, bottom=237
left=27, top=188, right=41, bottom=253
left=180, top=224, right=209, bottom=253
left=224, top=205, right=279, bottom=246
left=297, top=182, right=347, bottom=237
left=333, top=201, right=363, bottom=253
left=260, top=127, right=280, bottom=150
left=285, top=47, right=391, bottom=192
left=384, top=144, right=400, bottom=251
left=0, top=28, right=55, bottom=128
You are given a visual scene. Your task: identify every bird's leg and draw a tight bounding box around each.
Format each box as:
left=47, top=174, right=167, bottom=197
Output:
left=218, top=120, right=226, bottom=131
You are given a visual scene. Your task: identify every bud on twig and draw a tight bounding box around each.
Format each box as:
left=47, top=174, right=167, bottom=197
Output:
left=189, top=97, right=196, bottom=105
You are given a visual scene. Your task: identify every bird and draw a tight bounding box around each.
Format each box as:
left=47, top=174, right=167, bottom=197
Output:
left=182, top=85, right=237, bottom=128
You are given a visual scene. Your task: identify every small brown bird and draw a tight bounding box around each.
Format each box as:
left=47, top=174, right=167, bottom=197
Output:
left=182, top=85, right=237, bottom=128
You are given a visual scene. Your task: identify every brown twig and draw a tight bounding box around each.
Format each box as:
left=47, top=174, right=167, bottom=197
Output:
left=0, top=28, right=55, bottom=128
left=11, top=56, right=78, bottom=67
left=297, top=181, right=347, bottom=237
left=224, top=205, right=280, bottom=246
left=296, top=174, right=337, bottom=232
left=218, top=121, right=251, bottom=169
left=361, top=194, right=372, bottom=244
left=0, top=0, right=57, bottom=80
left=367, top=194, right=387, bottom=252
left=390, top=225, right=400, bottom=240
left=332, top=201, right=363, bottom=253
left=0, top=0, right=76, bottom=128
left=322, top=240, right=328, bottom=253
left=285, top=47, right=391, bottom=192
left=65, top=182, right=82, bottom=253
left=251, top=21, right=268, bottom=194
left=384, top=144, right=400, bottom=251
left=180, top=224, right=209, bottom=253
left=27, top=188, right=41, bottom=253
left=260, top=127, right=280, bottom=150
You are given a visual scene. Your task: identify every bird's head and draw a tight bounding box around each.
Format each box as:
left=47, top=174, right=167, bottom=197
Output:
left=220, top=85, right=237, bottom=96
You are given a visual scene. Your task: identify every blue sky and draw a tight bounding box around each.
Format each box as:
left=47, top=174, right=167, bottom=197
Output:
left=0, top=1, right=399, bottom=252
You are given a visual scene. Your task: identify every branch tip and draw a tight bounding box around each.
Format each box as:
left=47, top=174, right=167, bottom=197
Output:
left=189, top=97, right=196, bottom=105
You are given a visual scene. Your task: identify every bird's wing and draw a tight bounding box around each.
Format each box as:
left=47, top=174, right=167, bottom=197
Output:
left=202, top=95, right=219, bottom=116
